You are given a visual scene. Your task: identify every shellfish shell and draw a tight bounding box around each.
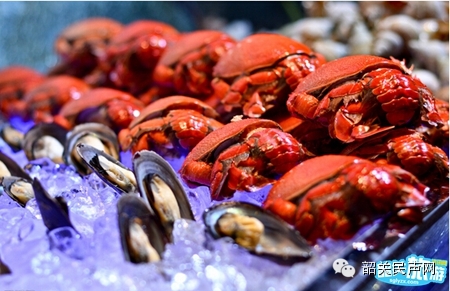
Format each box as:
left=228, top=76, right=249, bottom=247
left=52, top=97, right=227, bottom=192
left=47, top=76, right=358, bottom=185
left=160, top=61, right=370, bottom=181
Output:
left=76, top=143, right=137, bottom=195
left=133, top=150, right=194, bottom=242
left=203, top=201, right=312, bottom=262
left=22, top=122, right=68, bottom=163
left=63, top=122, right=120, bottom=175
left=0, top=176, right=34, bottom=207
left=117, top=194, right=166, bottom=264
left=32, top=178, right=76, bottom=232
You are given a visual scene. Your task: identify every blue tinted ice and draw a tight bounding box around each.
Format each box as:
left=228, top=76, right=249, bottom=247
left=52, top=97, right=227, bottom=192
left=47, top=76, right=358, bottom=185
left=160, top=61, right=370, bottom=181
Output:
left=0, top=117, right=344, bottom=291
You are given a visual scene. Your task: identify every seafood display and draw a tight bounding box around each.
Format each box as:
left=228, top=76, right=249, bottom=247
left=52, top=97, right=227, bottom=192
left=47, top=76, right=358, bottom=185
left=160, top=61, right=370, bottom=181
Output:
left=0, top=2, right=448, bottom=291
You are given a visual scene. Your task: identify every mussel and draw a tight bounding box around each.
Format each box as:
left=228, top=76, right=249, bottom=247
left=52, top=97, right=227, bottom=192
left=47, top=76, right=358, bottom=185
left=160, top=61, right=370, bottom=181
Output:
left=0, top=151, right=33, bottom=206
left=133, top=150, right=194, bottom=242
left=32, top=178, right=76, bottom=232
left=0, top=150, right=33, bottom=206
left=22, top=122, right=68, bottom=163
left=63, top=122, right=120, bottom=175
left=117, top=194, right=166, bottom=264
left=0, top=151, right=31, bottom=179
left=0, top=176, right=34, bottom=207
left=0, top=257, right=11, bottom=275
left=0, top=114, right=25, bottom=152
left=76, top=143, right=137, bottom=194
left=32, top=178, right=85, bottom=260
left=203, top=202, right=312, bottom=262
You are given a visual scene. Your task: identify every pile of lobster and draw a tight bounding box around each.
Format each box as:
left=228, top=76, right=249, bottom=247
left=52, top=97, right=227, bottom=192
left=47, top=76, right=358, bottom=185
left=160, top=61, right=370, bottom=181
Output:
left=0, top=16, right=448, bottom=245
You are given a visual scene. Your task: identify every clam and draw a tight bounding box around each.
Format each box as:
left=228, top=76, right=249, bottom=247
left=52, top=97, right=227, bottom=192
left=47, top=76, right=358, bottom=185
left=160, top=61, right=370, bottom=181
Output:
left=117, top=194, right=166, bottom=263
left=76, top=143, right=137, bottom=194
left=0, top=176, right=34, bottom=207
left=63, top=122, right=120, bottom=175
left=32, top=178, right=76, bottom=232
left=22, top=122, right=68, bottom=164
left=203, top=202, right=312, bottom=262
left=133, top=150, right=194, bottom=242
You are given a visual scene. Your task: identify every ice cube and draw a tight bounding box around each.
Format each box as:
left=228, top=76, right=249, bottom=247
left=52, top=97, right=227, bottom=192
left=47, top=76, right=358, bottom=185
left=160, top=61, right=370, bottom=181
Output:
left=31, top=250, right=61, bottom=275
left=48, top=226, right=89, bottom=260
left=25, top=198, right=41, bottom=219
left=185, top=186, right=211, bottom=221
left=172, top=219, right=206, bottom=246
left=92, top=211, right=123, bottom=264
left=1, top=236, right=50, bottom=274
left=204, top=264, right=247, bottom=291
left=0, top=207, right=36, bottom=243
left=0, top=191, right=21, bottom=210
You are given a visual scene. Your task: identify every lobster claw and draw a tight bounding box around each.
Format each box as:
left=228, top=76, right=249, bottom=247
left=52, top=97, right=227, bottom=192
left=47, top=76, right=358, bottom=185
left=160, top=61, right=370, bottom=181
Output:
left=395, top=184, right=430, bottom=209
left=334, top=109, right=397, bottom=143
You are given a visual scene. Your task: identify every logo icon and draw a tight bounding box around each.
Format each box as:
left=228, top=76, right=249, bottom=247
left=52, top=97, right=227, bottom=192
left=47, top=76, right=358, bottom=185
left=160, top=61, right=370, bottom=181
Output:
left=333, top=258, right=356, bottom=277
left=341, top=265, right=356, bottom=278
left=363, top=255, right=448, bottom=286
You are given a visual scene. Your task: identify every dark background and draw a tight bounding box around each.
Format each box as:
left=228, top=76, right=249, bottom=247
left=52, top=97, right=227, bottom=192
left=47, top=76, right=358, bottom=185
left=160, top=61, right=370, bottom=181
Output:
left=0, top=1, right=305, bottom=73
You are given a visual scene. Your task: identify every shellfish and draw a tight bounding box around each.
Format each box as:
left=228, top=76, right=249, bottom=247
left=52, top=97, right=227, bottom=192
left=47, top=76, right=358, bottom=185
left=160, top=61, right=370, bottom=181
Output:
left=22, top=122, right=68, bottom=164
left=203, top=201, right=312, bottom=262
left=76, top=143, right=137, bottom=195
left=133, top=150, right=194, bottom=241
left=63, top=123, right=120, bottom=175
left=117, top=194, right=166, bottom=263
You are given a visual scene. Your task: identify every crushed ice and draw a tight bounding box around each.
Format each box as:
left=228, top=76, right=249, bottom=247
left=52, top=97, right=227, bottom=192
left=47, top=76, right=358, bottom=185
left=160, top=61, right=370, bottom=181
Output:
left=0, top=126, right=354, bottom=291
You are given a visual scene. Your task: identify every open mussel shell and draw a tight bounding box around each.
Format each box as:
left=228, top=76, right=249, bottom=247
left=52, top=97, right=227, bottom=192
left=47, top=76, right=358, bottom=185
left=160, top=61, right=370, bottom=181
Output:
left=76, top=143, right=137, bottom=194
left=0, top=151, right=31, bottom=180
left=133, top=150, right=194, bottom=242
left=0, top=121, right=24, bottom=152
left=22, top=122, right=68, bottom=164
left=203, top=202, right=312, bottom=262
left=0, top=176, right=34, bottom=207
left=117, top=194, right=167, bottom=264
left=32, top=178, right=77, bottom=233
left=63, top=122, right=120, bottom=175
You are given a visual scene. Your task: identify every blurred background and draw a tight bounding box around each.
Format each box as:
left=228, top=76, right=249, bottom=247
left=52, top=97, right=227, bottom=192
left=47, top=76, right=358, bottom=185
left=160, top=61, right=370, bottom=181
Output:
left=0, top=1, right=304, bottom=73
left=0, top=1, right=448, bottom=98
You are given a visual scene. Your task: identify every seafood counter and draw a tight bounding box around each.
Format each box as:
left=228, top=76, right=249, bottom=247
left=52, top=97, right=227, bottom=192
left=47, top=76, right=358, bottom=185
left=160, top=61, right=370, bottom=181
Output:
left=0, top=2, right=448, bottom=291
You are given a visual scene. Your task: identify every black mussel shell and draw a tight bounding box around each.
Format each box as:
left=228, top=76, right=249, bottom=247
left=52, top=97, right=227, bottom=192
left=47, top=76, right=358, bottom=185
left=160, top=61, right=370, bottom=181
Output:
left=203, top=201, right=312, bottom=262
left=117, top=194, right=167, bottom=264
left=0, top=122, right=24, bottom=152
left=133, top=150, right=194, bottom=241
left=76, top=143, right=137, bottom=194
left=0, top=151, right=31, bottom=180
left=63, top=122, right=120, bottom=176
left=32, top=178, right=77, bottom=233
left=0, top=176, right=33, bottom=207
left=22, top=122, right=68, bottom=163
left=0, top=256, right=11, bottom=275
